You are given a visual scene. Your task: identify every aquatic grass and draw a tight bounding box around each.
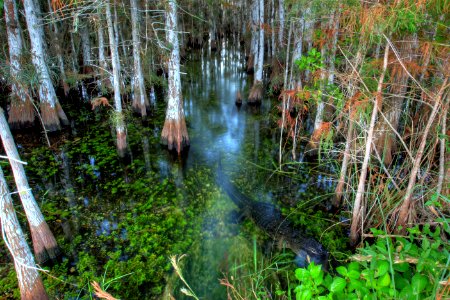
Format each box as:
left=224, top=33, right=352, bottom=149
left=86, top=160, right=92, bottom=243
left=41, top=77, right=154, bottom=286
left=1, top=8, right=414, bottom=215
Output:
left=170, top=255, right=200, bottom=300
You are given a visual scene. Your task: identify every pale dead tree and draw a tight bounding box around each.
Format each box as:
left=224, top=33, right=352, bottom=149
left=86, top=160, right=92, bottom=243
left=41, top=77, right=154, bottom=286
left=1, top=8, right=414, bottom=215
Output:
left=0, top=167, right=49, bottom=300
left=161, top=0, right=189, bottom=154
left=105, top=0, right=127, bottom=156
left=4, top=0, right=35, bottom=129
left=130, top=0, right=149, bottom=117
left=350, top=42, right=389, bottom=245
left=397, top=78, right=448, bottom=228
left=23, top=0, right=68, bottom=131
left=0, top=108, right=59, bottom=263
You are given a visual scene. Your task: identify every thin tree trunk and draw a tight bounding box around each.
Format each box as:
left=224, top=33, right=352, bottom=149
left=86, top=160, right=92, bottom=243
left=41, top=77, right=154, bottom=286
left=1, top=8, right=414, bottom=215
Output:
left=350, top=43, right=389, bottom=245
left=278, top=21, right=292, bottom=167
left=97, top=14, right=111, bottom=92
left=436, top=99, right=449, bottom=196
left=23, top=0, right=68, bottom=131
left=397, top=78, right=448, bottom=228
left=278, top=0, right=284, bottom=47
left=80, top=21, right=92, bottom=72
left=0, top=167, right=49, bottom=300
left=0, top=108, right=59, bottom=263
left=248, top=0, right=264, bottom=104
left=270, top=0, right=274, bottom=57
left=334, top=116, right=355, bottom=207
left=247, top=0, right=258, bottom=74
left=130, top=0, right=149, bottom=117
left=46, top=0, right=69, bottom=96
left=161, top=0, right=189, bottom=154
left=105, top=0, right=127, bottom=156
left=4, top=0, right=35, bottom=129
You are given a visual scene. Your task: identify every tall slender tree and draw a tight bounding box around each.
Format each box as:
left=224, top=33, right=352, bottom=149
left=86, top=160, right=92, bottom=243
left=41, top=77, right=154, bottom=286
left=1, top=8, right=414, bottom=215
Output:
left=0, top=167, right=49, bottom=300
left=23, top=0, right=68, bottom=131
left=130, top=0, right=149, bottom=117
left=105, top=0, right=127, bottom=156
left=248, top=0, right=264, bottom=104
left=0, top=108, right=59, bottom=263
left=161, top=0, right=189, bottom=153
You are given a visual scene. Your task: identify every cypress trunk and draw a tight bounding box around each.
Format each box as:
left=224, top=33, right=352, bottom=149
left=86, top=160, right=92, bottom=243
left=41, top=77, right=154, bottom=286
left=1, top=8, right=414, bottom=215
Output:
left=161, top=0, right=189, bottom=154
left=0, top=167, right=49, bottom=300
left=4, top=0, right=35, bottom=128
left=0, top=108, right=59, bottom=263
left=23, top=0, right=68, bottom=131
left=105, top=0, right=127, bottom=156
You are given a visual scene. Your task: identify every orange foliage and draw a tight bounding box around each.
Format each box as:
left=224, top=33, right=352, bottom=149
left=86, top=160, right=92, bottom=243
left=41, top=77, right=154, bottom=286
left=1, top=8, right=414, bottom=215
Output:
left=311, top=122, right=332, bottom=143
left=91, top=97, right=112, bottom=110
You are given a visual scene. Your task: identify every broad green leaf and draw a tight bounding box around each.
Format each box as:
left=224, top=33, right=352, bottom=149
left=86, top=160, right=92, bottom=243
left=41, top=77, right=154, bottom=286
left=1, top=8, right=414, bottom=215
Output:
left=295, top=268, right=309, bottom=281
left=375, top=260, right=389, bottom=278
left=411, top=274, right=428, bottom=294
left=300, top=289, right=312, bottom=300
left=348, top=262, right=361, bottom=272
left=377, top=273, right=391, bottom=287
left=310, top=264, right=322, bottom=280
left=330, top=277, right=346, bottom=293
left=336, top=266, right=347, bottom=277
left=347, top=270, right=361, bottom=280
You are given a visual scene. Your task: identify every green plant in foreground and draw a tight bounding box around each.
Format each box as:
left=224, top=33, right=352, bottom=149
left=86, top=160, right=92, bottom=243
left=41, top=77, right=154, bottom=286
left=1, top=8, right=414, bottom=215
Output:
left=293, top=225, right=449, bottom=300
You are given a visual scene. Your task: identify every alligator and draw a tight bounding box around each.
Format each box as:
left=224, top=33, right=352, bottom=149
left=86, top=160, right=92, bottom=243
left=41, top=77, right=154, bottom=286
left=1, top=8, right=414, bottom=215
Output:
left=217, top=164, right=329, bottom=269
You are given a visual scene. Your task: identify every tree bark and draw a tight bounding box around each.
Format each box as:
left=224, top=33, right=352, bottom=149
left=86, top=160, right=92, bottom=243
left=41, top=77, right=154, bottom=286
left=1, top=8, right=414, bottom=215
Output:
left=278, top=0, right=284, bottom=47
left=248, top=0, right=264, bottom=104
left=23, top=0, right=68, bottom=131
left=4, top=0, right=35, bottom=129
left=350, top=43, right=389, bottom=245
left=161, top=0, right=189, bottom=154
left=0, top=167, right=49, bottom=300
left=0, top=108, right=59, bottom=263
left=105, top=0, right=127, bottom=157
left=130, top=0, right=149, bottom=117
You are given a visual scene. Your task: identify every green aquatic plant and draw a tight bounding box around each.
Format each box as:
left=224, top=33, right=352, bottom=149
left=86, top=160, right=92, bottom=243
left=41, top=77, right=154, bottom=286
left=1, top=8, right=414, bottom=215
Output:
left=293, top=225, right=450, bottom=300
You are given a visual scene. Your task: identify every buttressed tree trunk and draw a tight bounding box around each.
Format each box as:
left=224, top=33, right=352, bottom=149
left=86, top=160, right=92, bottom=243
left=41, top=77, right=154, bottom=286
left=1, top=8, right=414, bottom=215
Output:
left=23, top=0, right=68, bottom=131
left=105, top=0, right=127, bottom=156
left=0, top=167, right=49, bottom=300
left=0, top=108, right=59, bottom=263
left=161, top=0, right=189, bottom=154
left=130, top=0, right=149, bottom=117
left=248, top=0, right=264, bottom=104
left=4, top=0, right=35, bottom=128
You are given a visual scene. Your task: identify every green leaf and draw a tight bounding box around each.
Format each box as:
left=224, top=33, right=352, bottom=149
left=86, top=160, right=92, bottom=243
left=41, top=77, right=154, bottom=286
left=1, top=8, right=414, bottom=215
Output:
left=336, top=266, right=348, bottom=277
left=411, top=274, right=428, bottom=294
left=348, top=262, right=361, bottom=272
left=330, top=277, right=346, bottom=293
left=295, top=268, right=309, bottom=281
left=347, top=270, right=361, bottom=280
left=377, top=273, right=391, bottom=287
left=375, top=261, right=389, bottom=278
left=300, top=289, right=312, bottom=300
left=309, top=264, right=322, bottom=280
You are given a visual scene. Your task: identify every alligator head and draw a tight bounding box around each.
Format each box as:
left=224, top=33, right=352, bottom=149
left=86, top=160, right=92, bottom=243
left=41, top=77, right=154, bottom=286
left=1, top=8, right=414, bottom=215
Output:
left=289, top=236, right=329, bottom=270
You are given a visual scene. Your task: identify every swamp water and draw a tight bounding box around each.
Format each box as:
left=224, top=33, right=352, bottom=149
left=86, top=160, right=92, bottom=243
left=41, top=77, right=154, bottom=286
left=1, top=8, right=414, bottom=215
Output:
left=2, top=43, right=343, bottom=299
